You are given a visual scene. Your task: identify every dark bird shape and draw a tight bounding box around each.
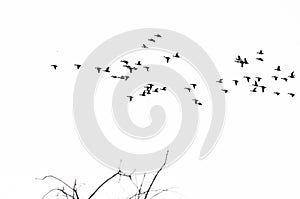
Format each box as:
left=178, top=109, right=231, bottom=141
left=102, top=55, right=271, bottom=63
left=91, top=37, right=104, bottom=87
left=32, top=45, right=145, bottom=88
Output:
left=143, top=66, right=150, bottom=71
left=288, top=93, right=295, bottom=97
left=233, top=80, right=239, bottom=86
left=272, top=76, right=278, bottom=80
left=255, top=77, right=262, bottom=82
left=142, top=44, right=148, bottom=48
left=127, top=66, right=137, bottom=73
left=256, top=58, right=264, bottom=62
left=139, top=90, right=146, bottom=96
left=95, top=67, right=102, bottom=73
left=154, top=34, right=162, bottom=37
left=288, top=71, right=295, bottom=78
left=259, top=86, right=267, bottom=93
left=153, top=88, right=159, bottom=93
left=124, top=76, right=130, bottom=81
left=120, top=60, right=129, bottom=65
left=160, top=86, right=167, bottom=91
left=164, top=56, right=171, bottom=63
left=274, top=66, right=281, bottom=71
left=274, top=92, right=280, bottom=96
left=104, top=67, right=110, bottom=72
left=146, top=90, right=151, bottom=95
left=74, top=64, right=82, bottom=69
left=147, top=83, right=154, bottom=89
left=281, top=77, right=288, bottom=82
left=127, top=96, right=133, bottom=102
left=250, top=87, right=257, bottom=92
left=197, top=102, right=203, bottom=106
left=243, top=76, right=251, bottom=82
left=216, top=79, right=223, bottom=83
left=184, top=87, right=192, bottom=92
left=236, top=58, right=248, bottom=67
left=235, top=55, right=241, bottom=62
left=148, top=38, right=155, bottom=43
left=51, top=65, right=58, bottom=70
left=119, top=76, right=125, bottom=79
left=252, top=81, right=259, bottom=87
left=135, top=61, right=142, bottom=66
left=192, top=99, right=198, bottom=104
left=221, top=89, right=228, bottom=93
left=257, top=50, right=264, bottom=55
left=190, top=83, right=197, bottom=89
left=173, top=52, right=180, bottom=58
left=111, top=75, right=118, bottom=78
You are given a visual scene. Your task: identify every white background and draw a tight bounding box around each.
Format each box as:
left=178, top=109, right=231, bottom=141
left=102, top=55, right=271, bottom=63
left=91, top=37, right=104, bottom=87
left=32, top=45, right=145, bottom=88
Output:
left=0, top=0, right=300, bottom=199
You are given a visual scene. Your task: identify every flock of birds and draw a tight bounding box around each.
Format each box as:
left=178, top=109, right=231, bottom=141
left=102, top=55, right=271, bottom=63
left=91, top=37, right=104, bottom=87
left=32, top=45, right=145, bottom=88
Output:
left=51, top=35, right=296, bottom=109
left=216, top=49, right=296, bottom=97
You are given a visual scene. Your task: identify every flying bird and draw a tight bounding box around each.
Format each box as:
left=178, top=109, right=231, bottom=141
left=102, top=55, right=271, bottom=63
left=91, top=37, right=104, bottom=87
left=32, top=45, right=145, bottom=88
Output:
left=256, top=58, right=264, bottom=62
left=216, top=79, right=223, bottom=83
left=190, top=83, right=197, bottom=89
left=288, top=71, right=295, bottom=78
left=127, top=96, right=134, bottom=102
left=259, top=86, right=267, bottom=93
left=221, top=89, right=228, bottom=93
left=142, top=44, right=148, bottom=48
left=233, top=80, right=239, bottom=86
left=288, top=93, right=295, bottom=97
left=252, top=81, right=259, bottom=87
left=111, top=75, right=118, bottom=78
left=257, top=50, right=264, bottom=55
left=243, top=76, right=251, bottom=82
left=135, top=61, right=142, bottom=66
left=274, top=92, right=280, bottom=96
left=184, top=87, right=192, bottom=92
left=274, top=66, right=281, bottom=71
left=148, top=38, right=155, bottom=43
left=143, top=66, right=150, bottom=71
left=51, top=65, right=58, bottom=70
left=160, top=86, right=167, bottom=91
left=173, top=52, right=180, bottom=58
left=124, top=76, right=130, bottom=81
left=153, top=88, right=159, bottom=93
left=74, top=64, right=81, bottom=69
left=255, top=77, right=262, bottom=82
left=120, top=60, right=129, bottom=65
left=281, top=77, right=288, bottom=82
left=154, top=34, right=162, bottom=37
left=197, top=102, right=203, bottom=106
left=139, top=91, right=146, bottom=96
left=250, top=87, right=257, bottom=92
left=164, top=56, right=171, bottom=63
left=272, top=76, right=278, bottom=80
left=192, top=99, right=198, bottom=104
left=104, top=67, right=110, bottom=72
left=95, top=67, right=101, bottom=73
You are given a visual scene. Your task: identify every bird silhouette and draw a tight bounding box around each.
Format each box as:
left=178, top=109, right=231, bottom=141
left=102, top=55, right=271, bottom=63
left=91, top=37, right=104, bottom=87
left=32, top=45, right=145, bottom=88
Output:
left=216, top=79, right=223, bottom=83
left=111, top=75, right=118, bottom=78
left=259, top=86, right=267, bottom=93
left=154, top=34, right=162, bottom=37
left=142, top=44, right=148, bottom=48
left=288, top=93, right=295, bottom=97
left=235, top=55, right=241, bottom=62
left=160, top=86, right=167, bottom=91
left=127, top=96, right=134, bottom=102
left=257, top=50, right=264, bottom=55
left=124, top=76, right=130, bottom=81
left=164, top=56, right=170, bottom=63
left=274, top=66, right=281, bottom=71
left=146, top=90, right=151, bottom=95
left=274, top=92, right=280, bottom=96
left=190, top=83, right=197, bottom=89
left=135, top=61, right=142, bottom=66
left=74, top=64, right=81, bottom=69
left=243, top=76, right=251, bottom=82
left=143, top=66, right=150, bottom=71
left=272, top=76, right=278, bottom=80
left=281, top=77, right=288, bottom=82
left=139, top=91, right=146, bottom=96
left=95, top=67, right=102, bottom=73
left=252, top=81, right=259, bottom=87
left=288, top=71, right=295, bottom=78
left=173, top=52, right=180, bottom=58
left=197, top=102, right=203, bottom=106
left=255, top=77, right=262, bottom=82
left=256, top=58, right=264, bottom=62
left=104, top=67, right=110, bottom=72
left=120, top=60, right=129, bottom=65
left=184, top=87, right=192, bottom=92
left=233, top=80, right=239, bottom=86
left=148, top=38, right=155, bottom=43
left=192, top=99, right=198, bottom=104
left=153, top=88, right=159, bottom=93
left=221, top=89, right=228, bottom=93
left=250, top=87, right=257, bottom=92
left=51, top=65, right=58, bottom=70
left=236, top=58, right=249, bottom=67
left=127, top=66, right=137, bottom=73
left=145, top=84, right=154, bottom=91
